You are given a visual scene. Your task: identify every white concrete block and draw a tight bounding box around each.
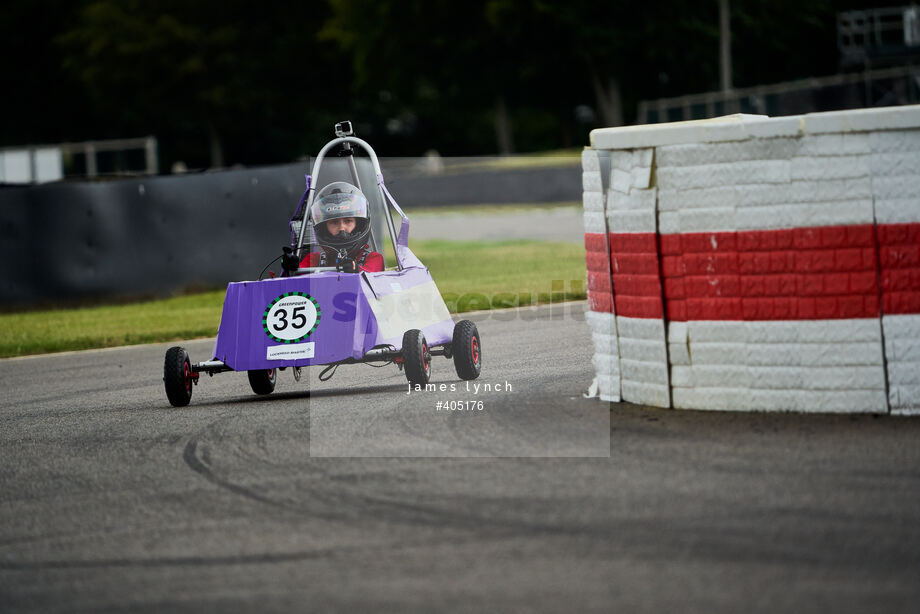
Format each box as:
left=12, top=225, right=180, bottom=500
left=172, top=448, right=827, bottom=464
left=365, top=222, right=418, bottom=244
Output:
left=610, top=150, right=634, bottom=172
left=667, top=321, right=689, bottom=343
left=585, top=310, right=616, bottom=332
left=744, top=342, right=883, bottom=367
left=687, top=321, right=746, bottom=343
left=889, top=385, right=920, bottom=412
left=874, top=199, right=920, bottom=224
left=870, top=152, right=920, bottom=176
left=745, top=319, right=882, bottom=344
left=621, top=359, right=668, bottom=384
left=739, top=178, right=875, bottom=207
left=582, top=170, right=603, bottom=192
left=887, top=362, right=920, bottom=385
left=670, top=366, right=693, bottom=387
left=606, top=209, right=657, bottom=232
left=658, top=178, right=874, bottom=212
left=593, top=114, right=787, bottom=150
left=593, top=352, right=621, bottom=377
left=669, top=342, right=691, bottom=366
left=582, top=211, right=607, bottom=234
left=608, top=187, right=657, bottom=211
left=745, top=389, right=801, bottom=411
left=797, top=133, right=871, bottom=157
left=631, top=166, right=652, bottom=189
left=592, top=332, right=619, bottom=356
left=745, top=365, right=885, bottom=390
left=582, top=190, right=605, bottom=212
left=657, top=138, right=799, bottom=168
left=658, top=160, right=791, bottom=190
left=621, top=380, right=671, bottom=407
left=889, top=339, right=920, bottom=362
left=746, top=389, right=886, bottom=413
left=658, top=185, right=738, bottom=211
left=673, top=365, right=749, bottom=388
left=743, top=116, right=803, bottom=139
left=883, top=314, right=920, bottom=339
left=869, top=129, right=920, bottom=153
left=872, top=175, right=920, bottom=200
left=617, top=316, right=667, bottom=341
left=636, top=148, right=655, bottom=168
left=582, top=148, right=601, bottom=172
left=790, top=155, right=871, bottom=180
left=677, top=207, right=737, bottom=233
left=689, top=342, right=747, bottom=365
left=804, top=105, right=920, bottom=134
left=611, top=168, right=632, bottom=193
left=816, top=390, right=888, bottom=413
left=672, top=386, right=748, bottom=411
left=736, top=200, right=874, bottom=231
left=658, top=211, right=680, bottom=234
left=618, top=338, right=668, bottom=363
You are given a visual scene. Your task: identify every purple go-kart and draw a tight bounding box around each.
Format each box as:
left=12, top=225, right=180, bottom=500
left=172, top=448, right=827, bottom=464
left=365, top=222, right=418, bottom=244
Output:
left=163, top=121, right=481, bottom=407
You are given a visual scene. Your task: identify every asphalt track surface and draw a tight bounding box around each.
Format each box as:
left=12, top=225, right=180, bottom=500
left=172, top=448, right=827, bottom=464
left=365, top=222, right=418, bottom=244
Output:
left=1, top=302, right=919, bottom=612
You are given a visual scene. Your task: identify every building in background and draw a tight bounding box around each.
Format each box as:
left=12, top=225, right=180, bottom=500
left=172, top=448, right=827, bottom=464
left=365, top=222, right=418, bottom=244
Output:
left=0, top=136, right=158, bottom=184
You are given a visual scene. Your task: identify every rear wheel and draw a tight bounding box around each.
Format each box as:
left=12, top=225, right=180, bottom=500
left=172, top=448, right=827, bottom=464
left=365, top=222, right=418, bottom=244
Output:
left=403, top=329, right=431, bottom=386
left=248, top=369, right=277, bottom=395
left=164, top=346, right=194, bottom=407
left=452, top=320, right=481, bottom=380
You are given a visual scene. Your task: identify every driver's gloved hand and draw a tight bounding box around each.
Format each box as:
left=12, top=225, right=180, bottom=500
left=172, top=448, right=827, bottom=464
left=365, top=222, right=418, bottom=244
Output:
left=281, top=247, right=300, bottom=272
left=336, top=258, right=358, bottom=273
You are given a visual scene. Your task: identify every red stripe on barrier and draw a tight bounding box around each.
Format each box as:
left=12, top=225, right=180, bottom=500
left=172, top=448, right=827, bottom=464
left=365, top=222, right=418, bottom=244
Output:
left=607, top=223, right=920, bottom=320
left=584, top=232, right=608, bottom=253
left=608, top=233, right=664, bottom=318
left=878, top=223, right=920, bottom=314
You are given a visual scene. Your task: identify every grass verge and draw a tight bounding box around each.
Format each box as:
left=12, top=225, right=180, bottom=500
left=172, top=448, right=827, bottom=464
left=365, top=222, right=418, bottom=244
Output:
left=0, top=239, right=586, bottom=358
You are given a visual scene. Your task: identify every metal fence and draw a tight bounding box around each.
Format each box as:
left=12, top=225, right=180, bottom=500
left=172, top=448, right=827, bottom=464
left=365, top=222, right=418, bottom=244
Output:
left=636, top=65, right=920, bottom=125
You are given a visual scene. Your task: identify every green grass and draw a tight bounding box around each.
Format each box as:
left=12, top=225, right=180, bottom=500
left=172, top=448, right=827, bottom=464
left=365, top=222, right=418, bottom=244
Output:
left=444, top=150, right=581, bottom=173
left=0, top=239, right=586, bottom=358
left=402, top=201, right=581, bottom=217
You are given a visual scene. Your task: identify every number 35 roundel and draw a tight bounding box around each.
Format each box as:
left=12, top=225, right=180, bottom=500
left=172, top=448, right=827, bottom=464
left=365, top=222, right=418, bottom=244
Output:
left=262, top=292, right=321, bottom=344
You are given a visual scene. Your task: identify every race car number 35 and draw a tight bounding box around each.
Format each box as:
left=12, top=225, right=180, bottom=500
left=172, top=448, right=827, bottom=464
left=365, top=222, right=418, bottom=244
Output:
left=262, top=292, right=321, bottom=343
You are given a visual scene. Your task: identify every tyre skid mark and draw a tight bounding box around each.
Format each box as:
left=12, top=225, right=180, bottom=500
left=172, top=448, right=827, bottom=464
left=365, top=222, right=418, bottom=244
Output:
left=0, top=548, right=337, bottom=570
left=181, top=410, right=610, bottom=539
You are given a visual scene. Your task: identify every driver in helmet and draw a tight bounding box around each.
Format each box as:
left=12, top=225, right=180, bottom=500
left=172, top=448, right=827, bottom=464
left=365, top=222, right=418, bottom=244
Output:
left=283, top=181, right=384, bottom=274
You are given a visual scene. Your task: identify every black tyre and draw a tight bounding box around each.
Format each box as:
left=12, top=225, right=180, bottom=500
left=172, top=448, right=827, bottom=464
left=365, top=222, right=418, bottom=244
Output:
left=248, top=369, right=277, bottom=395
left=403, top=329, right=431, bottom=386
left=164, top=346, right=193, bottom=407
left=452, top=320, right=481, bottom=381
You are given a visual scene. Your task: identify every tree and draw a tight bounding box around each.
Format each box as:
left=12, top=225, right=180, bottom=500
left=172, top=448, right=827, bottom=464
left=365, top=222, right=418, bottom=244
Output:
left=57, top=0, right=340, bottom=168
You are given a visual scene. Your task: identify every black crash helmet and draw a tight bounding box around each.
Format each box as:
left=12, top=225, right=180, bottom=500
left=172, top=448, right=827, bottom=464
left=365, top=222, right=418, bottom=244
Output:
left=310, top=182, right=371, bottom=254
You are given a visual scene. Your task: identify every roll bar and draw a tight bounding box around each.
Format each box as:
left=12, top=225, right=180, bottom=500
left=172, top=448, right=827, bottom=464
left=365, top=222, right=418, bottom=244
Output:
left=295, top=135, right=404, bottom=270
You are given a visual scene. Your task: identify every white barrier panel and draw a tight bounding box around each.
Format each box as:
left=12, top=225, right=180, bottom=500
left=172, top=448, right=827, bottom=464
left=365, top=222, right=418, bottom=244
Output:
left=582, top=149, right=620, bottom=402
left=583, top=105, right=920, bottom=413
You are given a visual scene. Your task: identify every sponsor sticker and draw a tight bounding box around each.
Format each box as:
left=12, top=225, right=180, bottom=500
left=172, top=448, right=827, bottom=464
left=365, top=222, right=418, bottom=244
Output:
left=267, top=343, right=315, bottom=360
left=262, top=292, right=321, bottom=343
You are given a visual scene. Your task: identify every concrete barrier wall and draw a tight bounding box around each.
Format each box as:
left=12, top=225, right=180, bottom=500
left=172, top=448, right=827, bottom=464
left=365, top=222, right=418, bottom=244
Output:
left=583, top=105, right=920, bottom=414
left=0, top=158, right=581, bottom=306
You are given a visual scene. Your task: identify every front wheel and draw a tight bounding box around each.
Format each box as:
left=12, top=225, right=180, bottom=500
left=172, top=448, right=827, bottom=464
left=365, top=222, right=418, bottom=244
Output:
left=452, top=320, right=481, bottom=380
left=248, top=369, right=277, bottom=395
left=164, top=346, right=194, bottom=407
left=403, top=329, right=431, bottom=386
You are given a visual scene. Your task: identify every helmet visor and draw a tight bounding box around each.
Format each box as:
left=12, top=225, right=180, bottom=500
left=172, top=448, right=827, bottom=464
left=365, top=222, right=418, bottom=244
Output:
left=311, top=185, right=369, bottom=226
